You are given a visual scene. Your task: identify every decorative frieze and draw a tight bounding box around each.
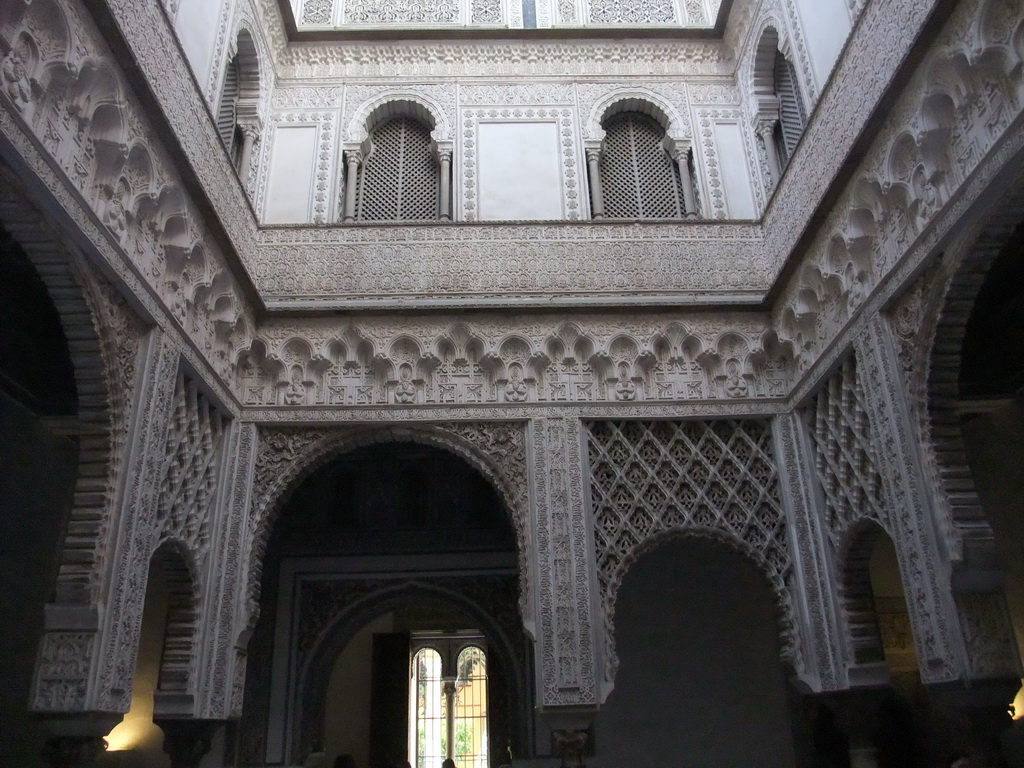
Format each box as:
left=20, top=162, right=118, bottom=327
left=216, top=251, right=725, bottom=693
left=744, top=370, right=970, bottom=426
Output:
left=234, top=316, right=789, bottom=407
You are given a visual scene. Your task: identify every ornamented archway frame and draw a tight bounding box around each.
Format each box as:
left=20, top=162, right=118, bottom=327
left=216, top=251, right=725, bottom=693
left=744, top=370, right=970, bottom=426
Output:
left=244, top=422, right=533, bottom=630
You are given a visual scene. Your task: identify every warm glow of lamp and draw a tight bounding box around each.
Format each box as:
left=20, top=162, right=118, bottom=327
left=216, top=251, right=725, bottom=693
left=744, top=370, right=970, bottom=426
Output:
left=104, top=717, right=150, bottom=751
left=1011, top=680, right=1024, bottom=720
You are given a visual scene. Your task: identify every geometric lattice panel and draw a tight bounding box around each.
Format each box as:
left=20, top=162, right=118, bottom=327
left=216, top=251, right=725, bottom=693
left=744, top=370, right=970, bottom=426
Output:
left=356, top=117, right=440, bottom=222
left=600, top=111, right=684, bottom=219
left=588, top=0, right=676, bottom=24
left=804, top=355, right=887, bottom=543
left=587, top=419, right=790, bottom=668
left=158, top=372, right=228, bottom=556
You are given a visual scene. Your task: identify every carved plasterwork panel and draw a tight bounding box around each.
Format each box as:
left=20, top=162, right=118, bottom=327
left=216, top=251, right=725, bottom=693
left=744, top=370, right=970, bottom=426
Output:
left=92, top=332, right=182, bottom=713
left=342, top=83, right=456, bottom=144
left=804, top=354, right=887, bottom=545
left=772, top=0, right=1024, bottom=371
left=249, top=221, right=770, bottom=305
left=157, top=372, right=230, bottom=563
left=587, top=0, right=677, bottom=25
left=852, top=319, right=962, bottom=682
left=460, top=106, right=582, bottom=221
left=234, top=316, right=790, bottom=408
left=587, top=419, right=795, bottom=681
left=198, top=422, right=257, bottom=719
left=459, top=83, right=575, bottom=106
left=532, top=417, right=597, bottom=706
left=256, top=110, right=340, bottom=224
left=772, top=412, right=843, bottom=691
left=0, top=0, right=256, bottom=389
left=694, top=107, right=765, bottom=217
left=273, top=41, right=731, bottom=80
left=577, top=82, right=692, bottom=141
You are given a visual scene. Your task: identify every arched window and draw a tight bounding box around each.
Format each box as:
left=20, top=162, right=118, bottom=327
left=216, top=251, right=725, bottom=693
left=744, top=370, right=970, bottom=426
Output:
left=773, top=50, right=807, bottom=168
left=410, top=638, right=489, bottom=768
left=752, top=28, right=807, bottom=186
left=411, top=647, right=445, bottom=766
left=216, top=31, right=261, bottom=184
left=598, top=111, right=685, bottom=219
left=355, top=117, right=440, bottom=222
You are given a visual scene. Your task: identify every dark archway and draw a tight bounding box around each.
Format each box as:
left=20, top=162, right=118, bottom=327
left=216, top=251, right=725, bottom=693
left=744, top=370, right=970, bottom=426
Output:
left=590, top=536, right=799, bottom=768
left=238, top=441, right=531, bottom=767
left=0, top=222, right=79, bottom=766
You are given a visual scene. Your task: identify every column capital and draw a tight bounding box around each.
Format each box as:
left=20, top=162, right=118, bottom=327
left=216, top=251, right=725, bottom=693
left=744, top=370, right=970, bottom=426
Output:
left=237, top=120, right=261, bottom=142
left=662, top=136, right=692, bottom=162
left=342, top=144, right=363, bottom=165
left=583, top=141, right=603, bottom=162
left=433, top=140, right=454, bottom=163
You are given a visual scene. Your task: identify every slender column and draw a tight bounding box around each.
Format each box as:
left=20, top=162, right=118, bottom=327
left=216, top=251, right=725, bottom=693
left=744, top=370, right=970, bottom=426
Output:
left=442, top=680, right=457, bottom=759
left=585, top=147, right=605, bottom=219
left=757, top=118, right=783, bottom=186
left=342, top=149, right=362, bottom=223
left=236, top=122, right=260, bottom=188
left=438, top=148, right=452, bottom=221
left=678, top=148, right=699, bottom=218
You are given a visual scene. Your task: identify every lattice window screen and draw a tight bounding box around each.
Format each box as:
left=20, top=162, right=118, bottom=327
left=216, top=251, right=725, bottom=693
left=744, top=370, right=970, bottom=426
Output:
left=774, top=52, right=806, bottom=165
left=587, top=420, right=790, bottom=666
left=599, top=112, right=684, bottom=219
left=356, top=117, right=440, bottom=222
left=217, top=56, right=240, bottom=152
left=804, top=355, right=887, bottom=542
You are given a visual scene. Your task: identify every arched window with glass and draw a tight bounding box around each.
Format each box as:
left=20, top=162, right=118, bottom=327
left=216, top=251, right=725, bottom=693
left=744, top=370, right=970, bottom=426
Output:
left=410, top=638, right=489, bottom=768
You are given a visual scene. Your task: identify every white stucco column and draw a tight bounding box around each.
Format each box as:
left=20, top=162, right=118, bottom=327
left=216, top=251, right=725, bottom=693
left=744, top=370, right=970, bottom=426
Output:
left=437, top=144, right=453, bottom=221
left=342, top=147, right=362, bottom=223
left=236, top=121, right=261, bottom=191
left=585, top=145, right=605, bottom=219
left=756, top=117, right=783, bottom=187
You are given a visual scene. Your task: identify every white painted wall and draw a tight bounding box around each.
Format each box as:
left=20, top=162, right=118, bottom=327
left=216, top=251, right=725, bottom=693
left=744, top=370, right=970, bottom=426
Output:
left=791, top=0, right=852, bottom=89
left=263, top=125, right=319, bottom=224
left=714, top=122, right=757, bottom=219
left=174, top=0, right=226, bottom=91
left=476, top=121, right=565, bottom=221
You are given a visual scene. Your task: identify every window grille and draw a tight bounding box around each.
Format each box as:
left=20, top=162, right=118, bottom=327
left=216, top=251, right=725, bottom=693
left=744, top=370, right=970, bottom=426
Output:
left=356, top=117, right=440, bottom=222
left=217, top=56, right=240, bottom=154
left=599, top=111, right=684, bottom=219
left=773, top=52, right=806, bottom=166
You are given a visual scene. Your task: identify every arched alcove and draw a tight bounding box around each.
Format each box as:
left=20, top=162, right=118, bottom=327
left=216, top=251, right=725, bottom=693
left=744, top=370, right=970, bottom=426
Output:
left=238, top=441, right=530, bottom=767
left=104, top=542, right=200, bottom=762
left=590, top=536, right=799, bottom=768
